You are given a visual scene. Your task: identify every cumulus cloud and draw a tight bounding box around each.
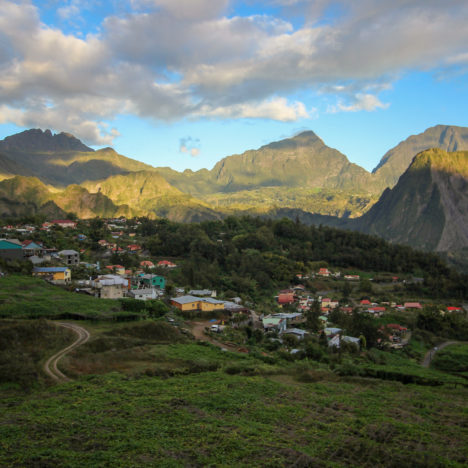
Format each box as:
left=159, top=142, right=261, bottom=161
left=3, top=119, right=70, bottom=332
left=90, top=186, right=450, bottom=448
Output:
left=0, top=0, right=467, bottom=144
left=179, top=136, right=201, bottom=157
left=328, top=94, right=389, bottom=113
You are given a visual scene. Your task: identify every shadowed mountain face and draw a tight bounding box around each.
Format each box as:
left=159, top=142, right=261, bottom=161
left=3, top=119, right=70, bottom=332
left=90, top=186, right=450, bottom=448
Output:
left=359, top=148, right=468, bottom=252
left=373, top=125, right=468, bottom=188
left=0, top=129, right=155, bottom=186
left=0, top=129, right=93, bottom=153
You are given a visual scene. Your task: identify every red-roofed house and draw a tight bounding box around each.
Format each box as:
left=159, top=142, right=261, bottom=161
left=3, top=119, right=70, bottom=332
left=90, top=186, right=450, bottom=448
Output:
left=157, top=260, right=177, bottom=268
left=447, top=306, right=462, bottom=312
left=360, top=299, right=371, bottom=306
left=318, top=268, right=330, bottom=277
left=404, top=302, right=422, bottom=309
left=278, top=293, right=295, bottom=305
left=127, top=244, right=142, bottom=252
left=51, top=219, right=77, bottom=229
left=140, top=260, right=155, bottom=269
left=106, top=265, right=125, bottom=275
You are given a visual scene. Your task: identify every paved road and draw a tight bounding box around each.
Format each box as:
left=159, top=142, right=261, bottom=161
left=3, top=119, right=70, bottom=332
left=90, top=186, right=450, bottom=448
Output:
left=422, top=341, right=459, bottom=368
left=44, top=322, right=90, bottom=382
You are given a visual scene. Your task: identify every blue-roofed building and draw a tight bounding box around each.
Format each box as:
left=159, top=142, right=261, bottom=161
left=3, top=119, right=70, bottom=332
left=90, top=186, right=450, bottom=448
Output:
left=33, top=267, right=71, bottom=284
left=0, top=239, right=24, bottom=261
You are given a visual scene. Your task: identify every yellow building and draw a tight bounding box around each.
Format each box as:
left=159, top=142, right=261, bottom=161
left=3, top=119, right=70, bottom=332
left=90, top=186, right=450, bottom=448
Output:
left=171, top=295, right=225, bottom=312
left=33, top=267, right=71, bottom=284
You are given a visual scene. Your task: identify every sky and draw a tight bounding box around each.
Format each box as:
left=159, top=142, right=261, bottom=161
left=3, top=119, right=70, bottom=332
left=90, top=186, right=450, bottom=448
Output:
left=0, top=0, right=467, bottom=172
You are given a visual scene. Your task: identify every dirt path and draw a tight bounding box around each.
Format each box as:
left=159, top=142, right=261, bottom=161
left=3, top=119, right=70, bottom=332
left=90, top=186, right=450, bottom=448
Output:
left=44, top=322, right=90, bottom=382
left=422, top=341, right=459, bottom=368
left=190, top=321, right=240, bottom=352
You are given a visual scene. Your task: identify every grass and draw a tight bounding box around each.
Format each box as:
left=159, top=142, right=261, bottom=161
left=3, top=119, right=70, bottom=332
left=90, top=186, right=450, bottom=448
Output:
left=0, top=275, right=121, bottom=319
left=0, top=371, right=467, bottom=467
left=431, top=344, right=468, bottom=375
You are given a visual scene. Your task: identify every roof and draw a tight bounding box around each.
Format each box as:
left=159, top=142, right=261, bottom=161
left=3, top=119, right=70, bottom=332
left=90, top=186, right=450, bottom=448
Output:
left=263, top=317, right=284, bottom=326
left=94, top=275, right=128, bottom=286
left=284, top=328, right=308, bottom=336
left=272, top=312, right=302, bottom=319
left=58, top=250, right=78, bottom=255
left=0, top=238, right=22, bottom=248
left=188, top=289, right=213, bottom=296
left=360, top=299, right=371, bottom=305
left=447, top=306, right=462, bottom=311
left=51, top=219, right=76, bottom=224
left=201, top=298, right=224, bottom=304
left=278, top=293, right=295, bottom=304
left=33, top=267, right=69, bottom=273
left=171, top=295, right=201, bottom=305
left=128, top=288, right=156, bottom=296
left=324, top=327, right=342, bottom=336
left=404, top=302, right=422, bottom=309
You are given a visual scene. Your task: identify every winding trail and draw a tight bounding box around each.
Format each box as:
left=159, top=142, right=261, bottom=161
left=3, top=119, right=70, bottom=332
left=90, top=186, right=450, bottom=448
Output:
left=44, top=322, right=90, bottom=382
left=422, top=341, right=460, bottom=368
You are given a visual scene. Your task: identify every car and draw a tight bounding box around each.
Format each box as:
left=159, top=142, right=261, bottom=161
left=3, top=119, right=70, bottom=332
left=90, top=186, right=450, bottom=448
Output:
left=210, top=324, right=219, bottom=332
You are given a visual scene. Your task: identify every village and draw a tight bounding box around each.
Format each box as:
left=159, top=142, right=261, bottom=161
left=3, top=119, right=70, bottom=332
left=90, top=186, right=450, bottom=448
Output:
left=1, top=217, right=466, bottom=357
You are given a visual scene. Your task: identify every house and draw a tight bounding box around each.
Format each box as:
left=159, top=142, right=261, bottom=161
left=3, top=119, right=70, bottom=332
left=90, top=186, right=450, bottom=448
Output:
left=329, top=335, right=360, bottom=349
left=341, top=307, right=354, bottom=314
left=344, top=275, right=360, bottom=281
left=404, top=302, right=422, bottom=309
left=324, top=327, right=342, bottom=338
left=447, top=306, right=462, bottom=312
left=188, top=289, right=215, bottom=297
left=368, top=306, right=386, bottom=316
left=170, top=295, right=201, bottom=311
left=262, top=316, right=287, bottom=334
left=22, top=240, right=45, bottom=257
left=127, top=244, right=142, bottom=253
left=283, top=328, right=309, bottom=340
left=360, top=299, right=371, bottom=306
left=51, top=219, right=77, bottom=229
left=170, top=295, right=225, bottom=312
left=199, top=298, right=225, bottom=312
left=317, top=268, right=330, bottom=277
left=140, top=260, right=155, bottom=269
left=106, top=265, right=126, bottom=276
left=157, top=260, right=177, bottom=268
left=140, top=274, right=165, bottom=290
left=278, top=293, right=295, bottom=305
left=33, top=267, right=71, bottom=284
left=0, top=239, right=24, bottom=260
left=58, top=249, right=80, bottom=266
left=127, top=288, right=158, bottom=301
left=271, top=312, right=303, bottom=325
left=91, top=275, right=128, bottom=299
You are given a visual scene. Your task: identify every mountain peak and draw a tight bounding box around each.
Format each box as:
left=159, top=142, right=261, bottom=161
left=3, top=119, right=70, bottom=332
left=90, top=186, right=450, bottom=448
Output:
left=261, top=130, right=322, bottom=151
left=0, top=128, right=94, bottom=153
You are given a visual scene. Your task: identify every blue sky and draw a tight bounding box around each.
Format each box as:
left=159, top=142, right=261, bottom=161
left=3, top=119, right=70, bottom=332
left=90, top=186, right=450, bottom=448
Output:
left=0, top=0, right=467, bottom=172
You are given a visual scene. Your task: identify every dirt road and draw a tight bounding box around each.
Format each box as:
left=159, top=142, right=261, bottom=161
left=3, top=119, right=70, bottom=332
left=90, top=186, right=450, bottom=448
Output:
left=44, top=322, right=90, bottom=382
left=190, top=321, right=240, bottom=352
left=422, top=341, right=459, bottom=368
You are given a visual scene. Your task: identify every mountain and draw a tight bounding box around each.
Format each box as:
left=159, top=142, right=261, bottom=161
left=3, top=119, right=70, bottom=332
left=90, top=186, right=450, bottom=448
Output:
left=0, top=153, right=32, bottom=181
left=358, top=148, right=468, bottom=252
left=0, top=129, right=155, bottom=186
left=0, top=128, right=93, bottom=153
left=0, top=176, right=131, bottom=219
left=373, top=125, right=468, bottom=188
left=158, top=131, right=378, bottom=196
left=81, top=171, right=222, bottom=222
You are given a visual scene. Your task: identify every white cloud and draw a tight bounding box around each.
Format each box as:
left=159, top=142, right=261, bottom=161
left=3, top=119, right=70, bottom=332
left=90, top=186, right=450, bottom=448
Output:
left=195, top=97, right=310, bottom=121
left=0, top=0, right=467, bottom=144
left=328, top=93, right=389, bottom=113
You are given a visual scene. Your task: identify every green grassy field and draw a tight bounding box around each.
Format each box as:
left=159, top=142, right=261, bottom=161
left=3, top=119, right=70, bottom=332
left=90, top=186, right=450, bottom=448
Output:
left=1, top=370, right=467, bottom=467
left=0, top=275, right=120, bottom=319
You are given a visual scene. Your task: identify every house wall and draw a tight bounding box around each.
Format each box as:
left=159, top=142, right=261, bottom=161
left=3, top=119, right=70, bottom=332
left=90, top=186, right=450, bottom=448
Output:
left=199, top=302, right=224, bottom=312
left=100, top=285, right=124, bottom=299
left=171, top=300, right=200, bottom=311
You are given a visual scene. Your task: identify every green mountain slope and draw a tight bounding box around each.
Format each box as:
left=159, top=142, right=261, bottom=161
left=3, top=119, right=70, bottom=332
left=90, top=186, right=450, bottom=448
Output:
left=0, top=176, right=130, bottom=219
left=359, top=148, right=468, bottom=252
left=158, top=131, right=377, bottom=196
left=373, top=125, right=468, bottom=188
left=82, top=171, right=222, bottom=222
left=0, top=129, right=156, bottom=186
